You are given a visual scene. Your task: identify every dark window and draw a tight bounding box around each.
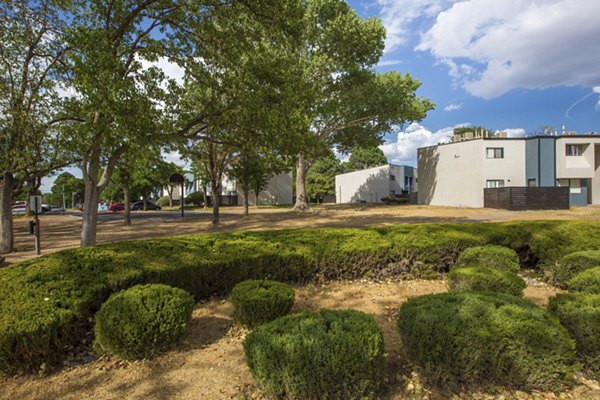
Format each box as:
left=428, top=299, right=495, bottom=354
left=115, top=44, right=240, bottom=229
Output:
left=566, top=144, right=585, bottom=156
left=486, top=147, right=504, bottom=158
left=390, top=175, right=395, bottom=181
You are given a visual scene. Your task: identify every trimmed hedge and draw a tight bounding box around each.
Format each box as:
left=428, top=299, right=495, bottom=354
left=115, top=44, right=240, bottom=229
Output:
left=1, top=221, right=600, bottom=373
left=447, top=266, right=526, bottom=296
left=568, top=266, right=600, bottom=294
left=553, top=250, right=600, bottom=288
left=244, top=309, right=385, bottom=399
left=94, top=284, right=194, bottom=360
left=548, top=293, right=600, bottom=379
left=397, top=292, right=578, bottom=391
left=230, top=280, right=295, bottom=328
left=455, top=245, right=520, bottom=272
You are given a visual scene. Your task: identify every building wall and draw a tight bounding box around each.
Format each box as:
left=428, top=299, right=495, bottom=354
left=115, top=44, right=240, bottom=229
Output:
left=593, top=145, right=600, bottom=204
left=335, top=165, right=391, bottom=204
left=556, top=137, right=600, bottom=179
left=526, top=138, right=556, bottom=186
left=236, top=173, right=293, bottom=205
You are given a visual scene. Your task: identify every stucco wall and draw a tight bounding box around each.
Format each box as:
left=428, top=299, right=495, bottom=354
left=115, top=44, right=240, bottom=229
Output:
left=335, top=165, right=391, bottom=204
left=556, top=137, right=600, bottom=179
left=237, top=173, right=293, bottom=205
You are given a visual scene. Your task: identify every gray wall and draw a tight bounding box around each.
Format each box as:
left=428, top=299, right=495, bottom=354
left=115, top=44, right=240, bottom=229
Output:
left=526, top=138, right=556, bottom=187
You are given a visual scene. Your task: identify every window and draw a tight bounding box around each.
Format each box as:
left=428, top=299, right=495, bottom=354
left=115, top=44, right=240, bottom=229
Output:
left=566, top=144, right=585, bottom=156
left=404, top=176, right=409, bottom=187
left=486, top=147, right=504, bottom=158
left=390, top=175, right=395, bottom=181
left=486, top=180, right=505, bottom=188
left=527, top=179, right=537, bottom=187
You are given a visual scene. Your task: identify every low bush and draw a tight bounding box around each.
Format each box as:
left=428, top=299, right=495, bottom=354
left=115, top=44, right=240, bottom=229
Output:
left=230, top=280, right=295, bottom=328
left=397, top=292, right=578, bottom=391
left=568, top=266, right=600, bottom=294
left=447, top=266, right=526, bottom=296
left=2, top=221, right=600, bottom=373
left=381, top=196, right=408, bottom=204
left=156, top=196, right=170, bottom=207
left=244, top=309, right=385, bottom=400
left=93, top=284, right=194, bottom=360
left=185, top=191, right=204, bottom=206
left=548, top=293, right=600, bottom=379
left=552, top=250, right=600, bottom=288
left=455, top=245, right=520, bottom=272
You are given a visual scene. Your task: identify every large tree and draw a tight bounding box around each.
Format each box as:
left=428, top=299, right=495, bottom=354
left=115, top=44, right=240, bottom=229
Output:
left=287, top=0, right=434, bottom=210
left=306, top=151, right=342, bottom=202
left=343, top=146, right=387, bottom=173
left=0, top=0, right=73, bottom=252
left=44, top=172, right=84, bottom=208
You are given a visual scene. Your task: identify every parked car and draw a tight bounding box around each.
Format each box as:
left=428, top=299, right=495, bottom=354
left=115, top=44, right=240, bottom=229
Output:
left=131, top=201, right=161, bottom=211
left=11, top=204, right=26, bottom=215
left=109, top=203, right=125, bottom=212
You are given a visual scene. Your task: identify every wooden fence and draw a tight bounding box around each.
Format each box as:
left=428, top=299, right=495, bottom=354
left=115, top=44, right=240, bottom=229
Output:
left=484, top=187, right=569, bottom=210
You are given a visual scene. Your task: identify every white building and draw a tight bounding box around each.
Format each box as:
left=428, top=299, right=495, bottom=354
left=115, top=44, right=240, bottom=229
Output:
left=335, top=164, right=416, bottom=204
left=418, top=133, right=600, bottom=208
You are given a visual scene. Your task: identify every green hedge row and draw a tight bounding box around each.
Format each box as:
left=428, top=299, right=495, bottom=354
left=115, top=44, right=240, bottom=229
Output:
left=1, top=221, right=600, bottom=373
left=447, top=266, right=526, bottom=296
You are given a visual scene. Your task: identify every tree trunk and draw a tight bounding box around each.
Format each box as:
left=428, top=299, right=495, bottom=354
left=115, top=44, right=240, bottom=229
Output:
left=202, top=183, right=208, bottom=209
left=81, top=178, right=99, bottom=247
left=211, top=178, right=220, bottom=224
left=254, top=187, right=259, bottom=208
left=167, top=186, right=173, bottom=207
left=293, top=154, right=309, bottom=211
left=243, top=187, right=249, bottom=216
left=123, top=187, right=131, bottom=226
left=143, top=195, right=148, bottom=211
left=0, top=172, right=14, bottom=253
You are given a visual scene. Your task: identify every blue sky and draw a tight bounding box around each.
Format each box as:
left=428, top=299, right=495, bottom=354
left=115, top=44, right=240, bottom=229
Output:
left=347, top=0, right=600, bottom=166
left=41, top=0, right=600, bottom=192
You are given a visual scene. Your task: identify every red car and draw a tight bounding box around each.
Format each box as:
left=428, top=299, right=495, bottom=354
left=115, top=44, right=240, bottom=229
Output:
left=109, top=203, right=125, bottom=212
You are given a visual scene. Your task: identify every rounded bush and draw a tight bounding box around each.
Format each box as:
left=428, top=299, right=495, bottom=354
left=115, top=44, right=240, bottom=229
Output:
left=548, top=293, right=600, bottom=379
left=553, top=250, right=600, bottom=288
left=244, top=309, right=385, bottom=400
left=93, top=284, right=194, bottom=360
left=447, top=266, right=526, bottom=296
left=397, top=292, right=578, bottom=391
left=156, top=196, right=170, bottom=207
left=455, top=245, right=520, bottom=272
left=230, top=280, right=295, bottom=328
left=568, top=266, right=600, bottom=294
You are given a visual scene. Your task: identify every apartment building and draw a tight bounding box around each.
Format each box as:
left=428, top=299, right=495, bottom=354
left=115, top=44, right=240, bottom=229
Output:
left=335, top=164, right=416, bottom=204
left=418, top=133, right=600, bottom=208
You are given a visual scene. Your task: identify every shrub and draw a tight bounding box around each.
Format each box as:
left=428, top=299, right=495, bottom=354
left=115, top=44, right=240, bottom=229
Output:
left=93, top=284, right=194, bottom=360
left=381, top=196, right=408, bottom=204
left=185, top=191, right=204, bottom=206
left=2, top=221, right=600, bottom=374
left=230, top=280, right=294, bottom=328
left=568, top=266, right=600, bottom=294
left=553, top=250, right=600, bottom=288
left=447, top=266, right=526, bottom=296
left=548, top=293, right=600, bottom=379
left=397, top=292, right=578, bottom=391
left=156, top=196, right=170, bottom=207
left=455, top=245, right=520, bottom=272
left=244, top=309, right=385, bottom=400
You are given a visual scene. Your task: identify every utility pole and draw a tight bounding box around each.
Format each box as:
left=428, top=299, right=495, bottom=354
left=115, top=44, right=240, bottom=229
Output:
left=61, top=185, right=66, bottom=210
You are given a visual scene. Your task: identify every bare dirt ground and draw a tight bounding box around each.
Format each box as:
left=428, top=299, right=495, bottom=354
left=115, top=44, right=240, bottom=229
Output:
left=1, top=279, right=599, bottom=400
left=6, top=204, right=600, bottom=264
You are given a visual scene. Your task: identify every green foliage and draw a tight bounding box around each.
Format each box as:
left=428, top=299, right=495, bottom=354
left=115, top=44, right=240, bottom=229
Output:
left=455, top=245, right=520, bottom=272
left=2, top=220, right=600, bottom=373
left=568, top=267, right=600, bottom=294
left=397, top=292, right=578, bottom=391
left=548, top=293, right=600, bottom=379
left=342, top=146, right=387, bottom=172
left=93, top=284, right=194, bottom=360
left=230, top=280, right=295, bottom=328
left=447, top=266, right=526, bottom=297
left=381, top=196, right=408, bottom=204
left=156, top=196, right=170, bottom=207
left=453, top=126, right=492, bottom=138
left=44, top=172, right=85, bottom=207
left=306, top=151, right=342, bottom=200
left=184, top=191, right=204, bottom=206
left=244, top=309, right=385, bottom=400
left=553, top=250, right=600, bottom=288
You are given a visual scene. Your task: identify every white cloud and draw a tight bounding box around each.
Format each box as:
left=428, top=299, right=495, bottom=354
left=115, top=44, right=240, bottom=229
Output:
left=377, top=59, right=403, bottom=67
left=162, top=150, right=190, bottom=169
left=139, top=56, right=185, bottom=87
left=374, top=0, right=457, bottom=52
left=380, top=123, right=454, bottom=166
left=416, top=0, right=600, bottom=98
left=443, top=103, right=462, bottom=112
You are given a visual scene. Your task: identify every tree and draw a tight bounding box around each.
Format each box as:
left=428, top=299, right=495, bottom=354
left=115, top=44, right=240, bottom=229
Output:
left=343, top=146, right=387, bottom=173
left=306, top=151, right=342, bottom=203
left=286, top=0, right=434, bottom=210
left=157, top=162, right=185, bottom=207
left=0, top=0, right=73, bottom=252
left=44, top=172, right=84, bottom=208
left=453, top=126, right=492, bottom=138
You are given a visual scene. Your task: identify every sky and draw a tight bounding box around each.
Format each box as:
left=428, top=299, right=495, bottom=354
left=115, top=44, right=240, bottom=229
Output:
left=41, top=0, right=600, bottom=192
left=349, top=0, right=600, bottom=166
